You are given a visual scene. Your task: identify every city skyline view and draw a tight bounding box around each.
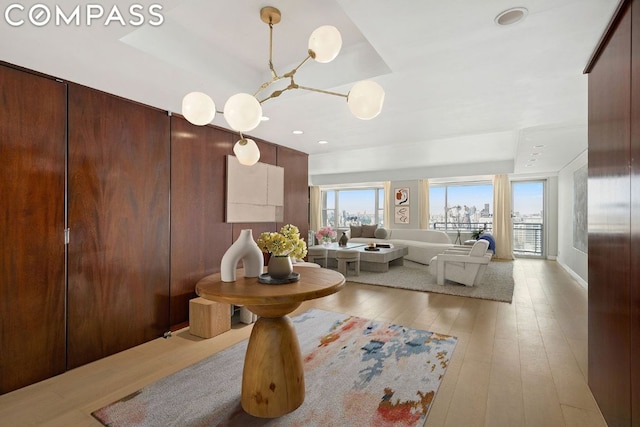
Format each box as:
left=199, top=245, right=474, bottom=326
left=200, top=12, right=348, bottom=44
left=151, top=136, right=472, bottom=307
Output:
left=323, top=181, right=545, bottom=228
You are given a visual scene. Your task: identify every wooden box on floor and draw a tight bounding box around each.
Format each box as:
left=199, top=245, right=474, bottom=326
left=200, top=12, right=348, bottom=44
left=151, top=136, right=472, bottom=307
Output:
left=189, top=298, right=231, bottom=338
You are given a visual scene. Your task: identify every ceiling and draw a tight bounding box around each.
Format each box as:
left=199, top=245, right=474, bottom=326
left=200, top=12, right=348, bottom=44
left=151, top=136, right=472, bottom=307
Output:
left=0, top=0, right=620, bottom=184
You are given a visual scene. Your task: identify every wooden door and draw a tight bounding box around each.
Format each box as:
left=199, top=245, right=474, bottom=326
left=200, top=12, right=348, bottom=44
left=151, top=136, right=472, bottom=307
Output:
left=67, top=85, right=170, bottom=369
left=0, top=64, right=66, bottom=393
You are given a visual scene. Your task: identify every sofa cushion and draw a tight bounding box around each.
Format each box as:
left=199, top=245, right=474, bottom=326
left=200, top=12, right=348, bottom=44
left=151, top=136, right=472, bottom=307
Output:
left=361, top=224, right=378, bottom=238
left=350, top=225, right=362, bottom=238
left=374, top=227, right=388, bottom=239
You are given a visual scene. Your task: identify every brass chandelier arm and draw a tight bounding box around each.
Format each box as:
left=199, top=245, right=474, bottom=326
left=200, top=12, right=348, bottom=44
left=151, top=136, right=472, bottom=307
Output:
left=283, top=55, right=312, bottom=78
left=296, top=85, right=348, bottom=98
left=258, top=82, right=348, bottom=104
left=255, top=53, right=313, bottom=98
left=268, top=22, right=279, bottom=80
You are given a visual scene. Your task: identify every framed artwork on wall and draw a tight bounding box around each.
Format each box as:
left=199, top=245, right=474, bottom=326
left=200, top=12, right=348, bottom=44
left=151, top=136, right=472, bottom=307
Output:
left=573, top=165, right=587, bottom=253
left=394, top=187, right=409, bottom=205
left=226, top=155, right=284, bottom=222
left=394, top=206, right=409, bottom=224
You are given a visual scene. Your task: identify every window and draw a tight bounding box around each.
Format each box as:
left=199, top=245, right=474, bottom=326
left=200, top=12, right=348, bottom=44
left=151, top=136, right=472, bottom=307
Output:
left=512, top=181, right=545, bottom=256
left=429, top=182, right=493, bottom=231
left=321, top=190, right=335, bottom=228
left=321, top=187, right=385, bottom=228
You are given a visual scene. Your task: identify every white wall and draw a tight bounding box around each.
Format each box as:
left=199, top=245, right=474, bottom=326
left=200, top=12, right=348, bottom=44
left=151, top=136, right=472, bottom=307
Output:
left=546, top=176, right=559, bottom=259
left=557, top=150, right=588, bottom=287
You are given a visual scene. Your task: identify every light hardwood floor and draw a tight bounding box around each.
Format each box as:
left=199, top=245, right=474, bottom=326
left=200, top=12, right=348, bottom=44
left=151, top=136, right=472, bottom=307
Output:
left=0, top=259, right=606, bottom=426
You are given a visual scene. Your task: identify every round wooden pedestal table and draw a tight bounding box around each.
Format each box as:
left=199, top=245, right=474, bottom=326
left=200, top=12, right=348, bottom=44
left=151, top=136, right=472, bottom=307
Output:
left=195, top=266, right=345, bottom=418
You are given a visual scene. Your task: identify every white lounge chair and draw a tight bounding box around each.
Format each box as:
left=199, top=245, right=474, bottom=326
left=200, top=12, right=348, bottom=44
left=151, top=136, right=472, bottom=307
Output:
left=429, top=240, right=491, bottom=286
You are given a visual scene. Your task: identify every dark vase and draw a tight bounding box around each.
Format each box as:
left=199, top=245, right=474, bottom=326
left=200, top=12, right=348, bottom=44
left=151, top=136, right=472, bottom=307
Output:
left=338, top=232, right=349, bottom=247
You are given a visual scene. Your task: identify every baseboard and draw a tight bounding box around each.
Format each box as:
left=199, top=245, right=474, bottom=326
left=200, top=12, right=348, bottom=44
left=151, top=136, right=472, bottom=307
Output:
left=547, top=255, right=557, bottom=260
left=556, top=259, right=588, bottom=289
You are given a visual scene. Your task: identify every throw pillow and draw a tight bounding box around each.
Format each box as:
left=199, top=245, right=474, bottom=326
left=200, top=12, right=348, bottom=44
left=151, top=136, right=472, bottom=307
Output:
left=361, top=224, right=378, bottom=238
left=374, top=227, right=388, bottom=239
left=350, top=225, right=362, bottom=238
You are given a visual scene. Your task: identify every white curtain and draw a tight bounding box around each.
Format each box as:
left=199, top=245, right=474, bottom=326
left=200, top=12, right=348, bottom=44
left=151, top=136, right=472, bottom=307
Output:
left=419, top=179, right=430, bottom=229
left=309, top=186, right=322, bottom=234
left=493, top=174, right=514, bottom=260
left=383, top=181, right=391, bottom=228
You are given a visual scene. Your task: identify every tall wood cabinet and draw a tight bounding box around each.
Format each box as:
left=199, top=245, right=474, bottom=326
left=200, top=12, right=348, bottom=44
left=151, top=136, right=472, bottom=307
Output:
left=0, top=61, right=309, bottom=394
left=585, top=0, right=639, bottom=425
left=0, top=65, right=67, bottom=393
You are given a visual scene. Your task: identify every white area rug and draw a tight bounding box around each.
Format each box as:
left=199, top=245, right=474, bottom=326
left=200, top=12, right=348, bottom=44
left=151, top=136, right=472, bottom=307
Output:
left=344, top=260, right=515, bottom=303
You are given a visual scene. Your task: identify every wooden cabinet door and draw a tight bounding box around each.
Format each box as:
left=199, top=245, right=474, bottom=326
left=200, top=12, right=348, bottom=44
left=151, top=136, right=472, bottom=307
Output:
left=67, top=85, right=170, bottom=369
left=0, top=65, right=66, bottom=394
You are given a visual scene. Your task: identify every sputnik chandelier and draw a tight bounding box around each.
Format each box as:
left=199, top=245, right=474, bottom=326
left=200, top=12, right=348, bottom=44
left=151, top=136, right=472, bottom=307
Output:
left=181, top=6, right=385, bottom=166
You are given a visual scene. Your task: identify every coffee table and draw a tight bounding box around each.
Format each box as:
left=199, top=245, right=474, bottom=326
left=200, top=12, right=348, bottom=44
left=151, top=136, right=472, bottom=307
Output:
left=311, top=243, right=408, bottom=272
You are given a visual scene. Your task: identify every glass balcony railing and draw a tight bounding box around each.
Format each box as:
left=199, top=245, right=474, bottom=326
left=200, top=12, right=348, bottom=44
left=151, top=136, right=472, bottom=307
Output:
left=431, top=221, right=544, bottom=257
left=430, top=222, right=493, bottom=233
left=512, top=222, right=543, bottom=256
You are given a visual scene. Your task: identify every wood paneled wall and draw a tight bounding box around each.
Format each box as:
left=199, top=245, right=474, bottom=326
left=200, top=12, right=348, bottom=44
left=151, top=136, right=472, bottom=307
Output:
left=0, top=61, right=309, bottom=392
left=169, top=118, right=233, bottom=327
left=586, top=1, right=637, bottom=425
left=0, top=65, right=66, bottom=393
left=276, top=146, right=310, bottom=246
left=67, top=84, right=171, bottom=369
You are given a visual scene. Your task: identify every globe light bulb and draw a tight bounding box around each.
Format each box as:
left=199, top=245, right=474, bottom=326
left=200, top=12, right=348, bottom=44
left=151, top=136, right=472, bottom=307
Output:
left=308, top=25, right=342, bottom=63
left=233, top=138, right=260, bottom=166
left=224, top=93, right=263, bottom=132
left=347, top=80, right=385, bottom=120
left=182, top=92, right=215, bottom=126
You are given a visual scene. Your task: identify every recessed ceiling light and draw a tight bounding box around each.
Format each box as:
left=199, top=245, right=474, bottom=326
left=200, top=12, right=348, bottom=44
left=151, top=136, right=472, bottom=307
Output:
left=292, top=130, right=303, bottom=135
left=533, top=144, right=545, bottom=148
left=495, top=7, right=528, bottom=26
left=528, top=158, right=537, bottom=162
left=530, top=152, right=540, bottom=156
left=260, top=116, right=270, bottom=121
left=318, top=140, right=328, bottom=144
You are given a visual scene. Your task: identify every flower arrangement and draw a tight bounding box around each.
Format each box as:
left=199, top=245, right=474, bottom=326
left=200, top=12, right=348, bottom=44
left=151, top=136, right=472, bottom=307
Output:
left=316, top=226, right=337, bottom=244
left=257, top=224, right=308, bottom=259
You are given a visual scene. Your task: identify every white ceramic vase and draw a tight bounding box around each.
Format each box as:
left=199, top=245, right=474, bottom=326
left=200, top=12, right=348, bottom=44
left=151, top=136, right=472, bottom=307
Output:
left=220, top=229, right=264, bottom=282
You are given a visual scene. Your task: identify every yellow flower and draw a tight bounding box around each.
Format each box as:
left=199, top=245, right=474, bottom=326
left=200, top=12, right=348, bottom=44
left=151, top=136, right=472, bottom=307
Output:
left=256, top=225, right=307, bottom=257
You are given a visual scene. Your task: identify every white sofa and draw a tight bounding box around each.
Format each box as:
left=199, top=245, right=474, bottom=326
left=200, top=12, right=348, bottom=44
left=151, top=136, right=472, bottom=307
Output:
left=348, top=228, right=453, bottom=265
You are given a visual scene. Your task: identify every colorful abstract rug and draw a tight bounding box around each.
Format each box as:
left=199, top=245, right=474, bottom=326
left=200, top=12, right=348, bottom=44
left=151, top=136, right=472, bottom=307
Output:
left=92, top=309, right=457, bottom=427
